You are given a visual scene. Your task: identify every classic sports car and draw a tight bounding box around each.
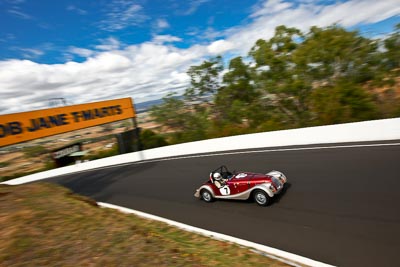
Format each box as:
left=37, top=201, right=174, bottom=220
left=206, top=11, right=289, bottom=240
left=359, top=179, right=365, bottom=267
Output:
left=194, top=166, right=287, bottom=206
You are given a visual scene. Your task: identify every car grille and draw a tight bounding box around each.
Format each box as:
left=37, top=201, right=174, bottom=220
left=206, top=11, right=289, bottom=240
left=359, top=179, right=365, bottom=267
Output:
left=272, top=177, right=282, bottom=189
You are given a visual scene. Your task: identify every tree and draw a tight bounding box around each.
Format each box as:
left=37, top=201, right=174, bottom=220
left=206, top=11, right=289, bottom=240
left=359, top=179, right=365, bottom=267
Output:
left=381, top=23, right=400, bottom=72
left=149, top=93, right=211, bottom=143
left=364, top=23, right=400, bottom=118
left=249, top=26, right=311, bottom=127
left=310, top=79, right=378, bottom=125
left=140, top=129, right=168, bottom=149
left=249, top=25, right=302, bottom=84
left=150, top=24, right=398, bottom=142
left=185, top=56, right=223, bottom=103
left=150, top=93, right=188, bottom=131
left=215, top=56, right=259, bottom=125
left=293, top=25, right=378, bottom=84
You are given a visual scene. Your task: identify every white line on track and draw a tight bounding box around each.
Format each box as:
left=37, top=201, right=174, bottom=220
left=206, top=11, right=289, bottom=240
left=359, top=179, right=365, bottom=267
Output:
left=102, top=141, right=400, bottom=169
left=63, top=141, right=400, bottom=175
left=98, top=202, right=336, bottom=267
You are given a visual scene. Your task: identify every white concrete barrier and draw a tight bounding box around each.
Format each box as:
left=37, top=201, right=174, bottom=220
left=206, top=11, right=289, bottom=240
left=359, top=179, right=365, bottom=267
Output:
left=3, top=117, right=400, bottom=185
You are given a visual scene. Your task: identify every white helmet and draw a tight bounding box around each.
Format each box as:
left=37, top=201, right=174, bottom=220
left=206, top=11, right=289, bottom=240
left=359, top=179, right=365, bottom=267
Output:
left=213, top=173, right=222, bottom=180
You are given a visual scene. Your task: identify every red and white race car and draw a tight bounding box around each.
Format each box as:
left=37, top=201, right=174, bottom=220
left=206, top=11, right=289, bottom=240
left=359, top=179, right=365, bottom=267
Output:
left=194, top=165, right=287, bottom=206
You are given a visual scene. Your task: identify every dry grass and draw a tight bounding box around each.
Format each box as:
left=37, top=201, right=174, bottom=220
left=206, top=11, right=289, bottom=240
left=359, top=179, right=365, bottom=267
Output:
left=0, top=183, right=291, bottom=267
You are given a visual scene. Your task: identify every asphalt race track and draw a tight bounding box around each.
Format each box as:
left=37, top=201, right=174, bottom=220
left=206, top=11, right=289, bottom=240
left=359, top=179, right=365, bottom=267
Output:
left=46, top=141, right=400, bottom=267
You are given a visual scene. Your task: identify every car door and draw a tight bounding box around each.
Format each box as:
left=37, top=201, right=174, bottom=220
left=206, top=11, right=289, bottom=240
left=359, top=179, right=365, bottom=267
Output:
left=230, top=178, right=251, bottom=194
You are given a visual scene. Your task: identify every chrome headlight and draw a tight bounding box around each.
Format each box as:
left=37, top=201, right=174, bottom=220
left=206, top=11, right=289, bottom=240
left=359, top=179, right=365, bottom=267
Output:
left=269, top=183, right=277, bottom=193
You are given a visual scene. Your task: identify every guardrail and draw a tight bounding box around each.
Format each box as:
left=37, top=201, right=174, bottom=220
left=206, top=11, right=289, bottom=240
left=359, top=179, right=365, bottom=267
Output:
left=3, top=117, right=400, bottom=185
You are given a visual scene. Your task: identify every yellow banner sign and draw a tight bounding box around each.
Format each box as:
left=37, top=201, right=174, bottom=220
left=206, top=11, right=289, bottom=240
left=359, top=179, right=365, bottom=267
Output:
left=0, top=98, right=135, bottom=147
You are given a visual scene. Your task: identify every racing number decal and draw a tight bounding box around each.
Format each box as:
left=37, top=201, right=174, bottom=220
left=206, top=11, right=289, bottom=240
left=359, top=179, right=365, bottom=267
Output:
left=219, top=185, right=230, bottom=196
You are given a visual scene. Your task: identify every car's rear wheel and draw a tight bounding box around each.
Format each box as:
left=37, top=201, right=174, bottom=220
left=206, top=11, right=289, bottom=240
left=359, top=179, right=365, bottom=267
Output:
left=201, top=189, right=213, bottom=203
left=253, top=190, right=270, bottom=206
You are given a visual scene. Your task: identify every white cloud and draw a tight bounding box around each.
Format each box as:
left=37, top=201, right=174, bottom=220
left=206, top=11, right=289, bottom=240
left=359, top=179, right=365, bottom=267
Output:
left=68, top=47, right=94, bottom=58
left=13, top=48, right=44, bottom=59
left=182, top=0, right=210, bottom=15
left=250, top=0, right=294, bottom=17
left=316, top=0, right=400, bottom=26
left=152, top=35, right=182, bottom=44
left=6, top=0, right=31, bottom=20
left=7, top=9, right=32, bottom=19
left=66, top=5, right=88, bottom=15
left=155, top=19, right=170, bottom=30
left=207, top=40, right=234, bottom=54
left=0, top=0, right=399, bottom=115
left=7, top=0, right=26, bottom=4
left=99, top=0, right=149, bottom=31
left=0, top=42, right=203, bottom=114
left=95, top=37, right=121, bottom=51
left=0, top=33, right=16, bottom=43
left=224, top=0, right=400, bottom=54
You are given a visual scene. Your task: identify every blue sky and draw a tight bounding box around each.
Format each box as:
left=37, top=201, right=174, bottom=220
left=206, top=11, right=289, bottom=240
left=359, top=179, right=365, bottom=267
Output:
left=0, top=0, right=257, bottom=63
left=0, top=0, right=399, bottom=114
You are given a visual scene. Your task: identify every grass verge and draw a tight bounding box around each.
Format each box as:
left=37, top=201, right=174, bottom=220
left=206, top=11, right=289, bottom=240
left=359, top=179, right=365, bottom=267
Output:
left=0, top=182, right=291, bottom=267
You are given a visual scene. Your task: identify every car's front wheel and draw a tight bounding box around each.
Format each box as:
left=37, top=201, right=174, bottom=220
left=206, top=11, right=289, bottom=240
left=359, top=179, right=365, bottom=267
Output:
left=201, top=189, right=213, bottom=203
left=253, top=190, right=270, bottom=206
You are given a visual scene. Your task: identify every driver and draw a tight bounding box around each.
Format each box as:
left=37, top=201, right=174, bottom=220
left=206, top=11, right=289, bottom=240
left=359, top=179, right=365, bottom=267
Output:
left=213, top=172, right=227, bottom=188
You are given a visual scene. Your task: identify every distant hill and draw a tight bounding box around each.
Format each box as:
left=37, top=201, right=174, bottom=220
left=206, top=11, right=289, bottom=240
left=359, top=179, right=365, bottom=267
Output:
left=134, top=99, right=164, bottom=113
left=134, top=95, right=185, bottom=113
